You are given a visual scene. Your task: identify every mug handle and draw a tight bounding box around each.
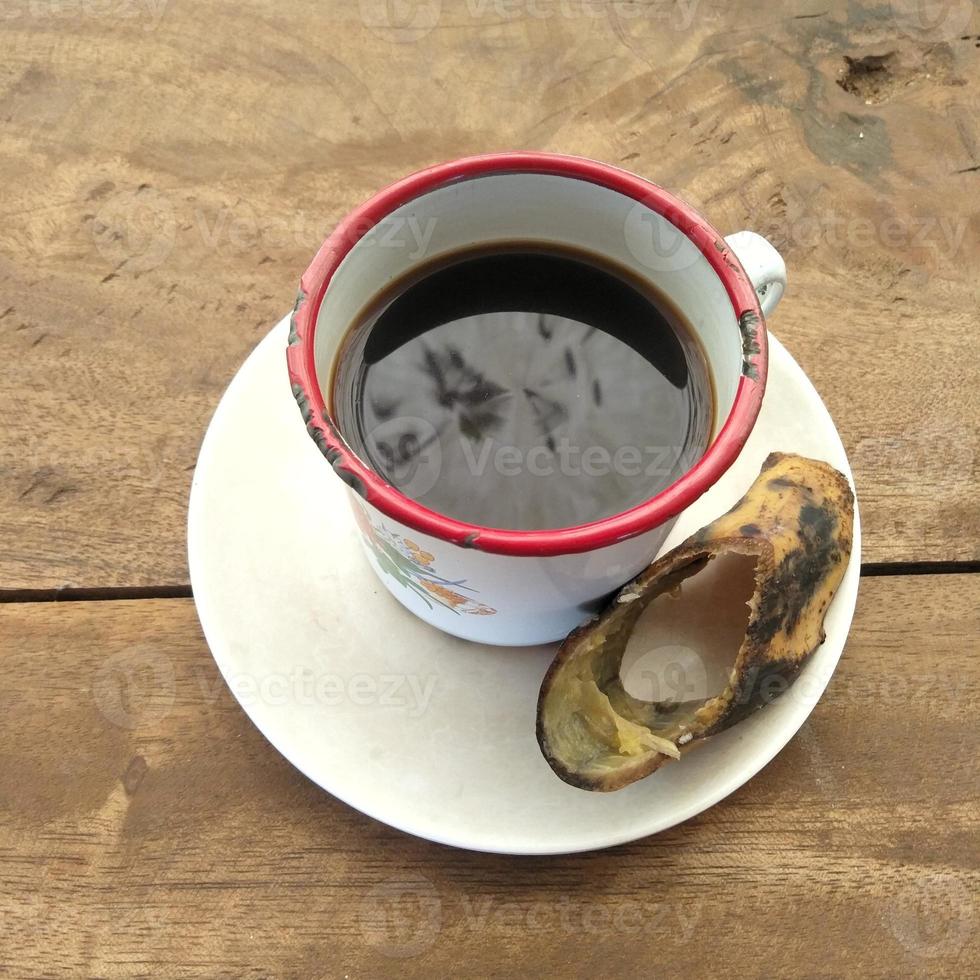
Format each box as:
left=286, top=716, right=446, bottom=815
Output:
left=724, top=230, right=787, bottom=318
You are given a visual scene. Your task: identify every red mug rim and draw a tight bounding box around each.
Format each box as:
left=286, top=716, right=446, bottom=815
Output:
left=286, top=152, right=768, bottom=558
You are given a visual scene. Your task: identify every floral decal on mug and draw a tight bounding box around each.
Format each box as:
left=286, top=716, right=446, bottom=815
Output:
left=352, top=504, right=496, bottom=616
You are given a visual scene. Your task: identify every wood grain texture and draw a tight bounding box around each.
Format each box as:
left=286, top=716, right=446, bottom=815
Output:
left=1, top=575, right=977, bottom=978
left=1, top=0, right=978, bottom=589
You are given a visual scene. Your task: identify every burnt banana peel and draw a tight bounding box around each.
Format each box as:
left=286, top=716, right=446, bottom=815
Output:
left=536, top=453, right=854, bottom=792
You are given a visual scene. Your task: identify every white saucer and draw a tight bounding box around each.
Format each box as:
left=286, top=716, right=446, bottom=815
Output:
left=188, top=317, right=861, bottom=855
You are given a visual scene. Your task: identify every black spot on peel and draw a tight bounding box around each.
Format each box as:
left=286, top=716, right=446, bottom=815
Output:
left=748, top=501, right=839, bottom=644
left=800, top=503, right=832, bottom=531
left=717, top=659, right=802, bottom=729
left=768, top=476, right=796, bottom=490
left=740, top=523, right=761, bottom=536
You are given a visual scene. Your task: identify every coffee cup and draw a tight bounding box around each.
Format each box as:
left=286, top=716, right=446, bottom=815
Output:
left=287, top=152, right=785, bottom=645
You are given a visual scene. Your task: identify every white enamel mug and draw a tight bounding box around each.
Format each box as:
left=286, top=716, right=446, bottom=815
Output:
left=286, top=153, right=785, bottom=646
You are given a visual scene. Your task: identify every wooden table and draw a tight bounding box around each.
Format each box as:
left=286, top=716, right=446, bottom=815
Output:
left=2, top=1, right=977, bottom=976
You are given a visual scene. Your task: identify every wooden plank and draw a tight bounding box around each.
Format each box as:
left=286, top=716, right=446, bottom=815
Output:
left=1, top=2, right=977, bottom=588
left=0, top=575, right=977, bottom=978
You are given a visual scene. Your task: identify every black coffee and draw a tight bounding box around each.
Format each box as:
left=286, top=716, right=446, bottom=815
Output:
left=332, top=243, right=713, bottom=531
